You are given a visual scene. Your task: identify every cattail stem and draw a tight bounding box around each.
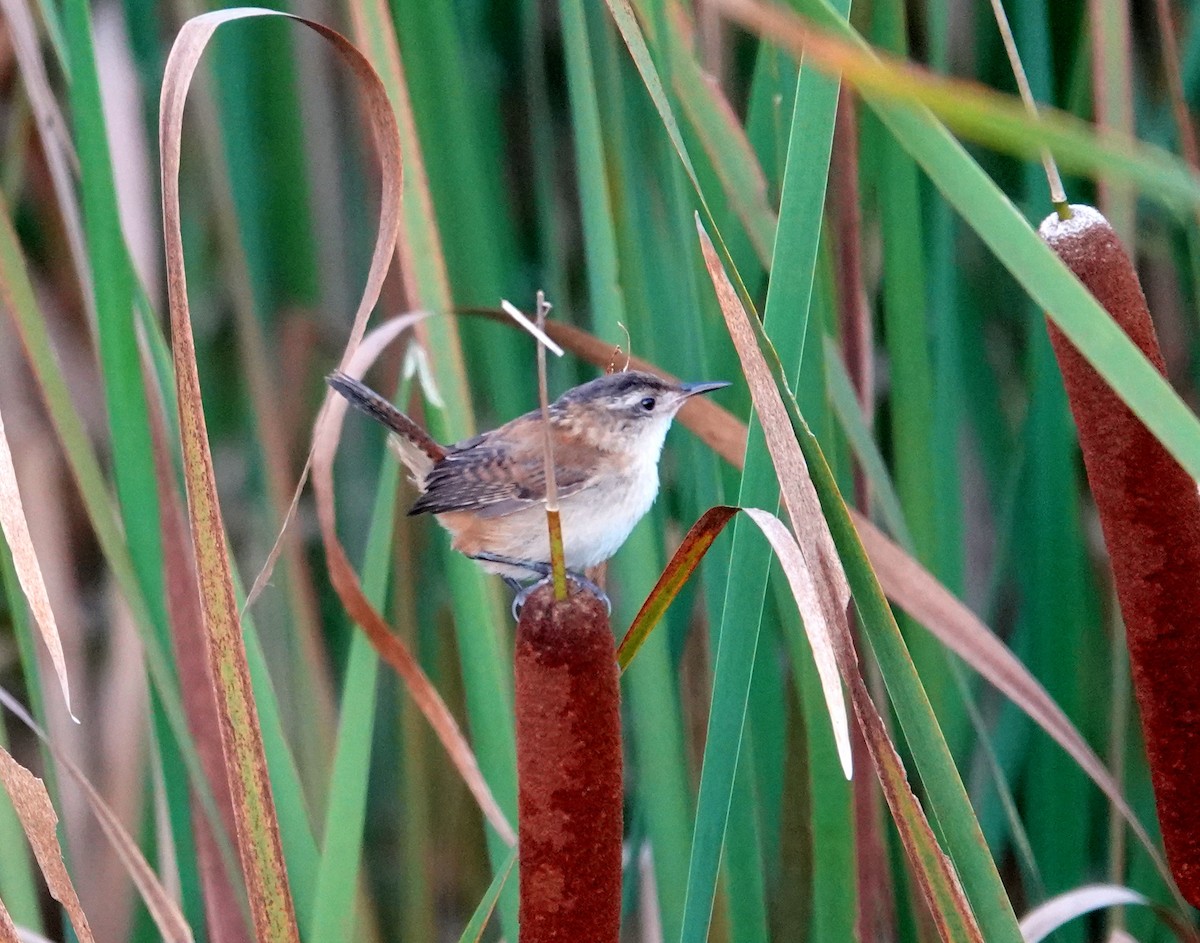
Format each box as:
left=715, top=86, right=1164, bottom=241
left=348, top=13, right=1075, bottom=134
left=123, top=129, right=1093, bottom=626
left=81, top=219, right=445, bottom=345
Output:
left=515, top=584, right=622, bottom=941
left=535, top=291, right=568, bottom=600
left=1041, top=204, right=1200, bottom=905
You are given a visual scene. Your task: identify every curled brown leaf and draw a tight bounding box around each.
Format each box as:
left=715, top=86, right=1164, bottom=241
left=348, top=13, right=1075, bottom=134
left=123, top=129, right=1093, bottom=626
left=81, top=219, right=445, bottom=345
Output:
left=0, top=746, right=94, bottom=943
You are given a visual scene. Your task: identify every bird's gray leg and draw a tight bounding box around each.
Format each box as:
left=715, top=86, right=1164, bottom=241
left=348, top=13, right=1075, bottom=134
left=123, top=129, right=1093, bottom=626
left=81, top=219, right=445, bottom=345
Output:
left=469, top=551, right=549, bottom=580
left=469, top=552, right=611, bottom=618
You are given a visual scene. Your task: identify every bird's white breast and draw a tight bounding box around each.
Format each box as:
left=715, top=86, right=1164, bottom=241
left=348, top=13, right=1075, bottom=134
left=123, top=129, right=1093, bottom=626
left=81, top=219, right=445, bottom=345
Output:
left=558, top=453, right=661, bottom=570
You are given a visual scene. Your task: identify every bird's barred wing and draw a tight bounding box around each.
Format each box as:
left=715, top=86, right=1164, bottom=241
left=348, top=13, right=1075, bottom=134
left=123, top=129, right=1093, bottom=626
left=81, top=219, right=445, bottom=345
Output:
left=407, top=426, right=594, bottom=517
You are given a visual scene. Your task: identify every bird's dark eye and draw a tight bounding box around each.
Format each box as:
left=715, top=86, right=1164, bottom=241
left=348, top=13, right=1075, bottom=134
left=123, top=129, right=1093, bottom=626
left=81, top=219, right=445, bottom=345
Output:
left=640, top=396, right=656, bottom=412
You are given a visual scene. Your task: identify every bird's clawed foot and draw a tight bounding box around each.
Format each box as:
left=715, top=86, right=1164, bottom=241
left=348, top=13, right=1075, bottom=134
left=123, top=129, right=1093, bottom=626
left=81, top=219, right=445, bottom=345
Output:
left=468, top=552, right=611, bottom=619
left=510, top=571, right=612, bottom=620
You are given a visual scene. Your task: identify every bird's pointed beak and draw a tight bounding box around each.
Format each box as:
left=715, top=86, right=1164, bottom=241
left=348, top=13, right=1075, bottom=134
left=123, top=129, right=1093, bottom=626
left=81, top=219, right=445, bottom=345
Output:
left=679, top=380, right=731, bottom=398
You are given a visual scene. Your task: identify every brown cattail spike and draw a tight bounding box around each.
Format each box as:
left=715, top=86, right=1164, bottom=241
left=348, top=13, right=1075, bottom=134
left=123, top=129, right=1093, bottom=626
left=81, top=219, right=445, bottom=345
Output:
left=515, top=584, right=623, bottom=942
left=1040, top=204, right=1200, bottom=905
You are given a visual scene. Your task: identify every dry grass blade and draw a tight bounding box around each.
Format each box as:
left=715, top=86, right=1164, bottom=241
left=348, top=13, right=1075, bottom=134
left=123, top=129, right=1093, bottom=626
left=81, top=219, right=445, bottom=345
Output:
left=312, top=313, right=515, bottom=845
left=614, top=502, right=851, bottom=781
left=698, top=216, right=990, bottom=941
left=0, top=746, right=95, bottom=943
left=846, top=668, right=984, bottom=943
left=695, top=216, right=850, bottom=680
left=0, top=689, right=194, bottom=942
left=743, top=508, right=851, bottom=778
left=145, top=356, right=248, bottom=940
left=617, top=505, right=739, bottom=670
left=1018, top=885, right=1146, bottom=943
left=0, top=406, right=74, bottom=719
left=0, top=900, right=14, bottom=943
left=159, top=10, right=405, bottom=941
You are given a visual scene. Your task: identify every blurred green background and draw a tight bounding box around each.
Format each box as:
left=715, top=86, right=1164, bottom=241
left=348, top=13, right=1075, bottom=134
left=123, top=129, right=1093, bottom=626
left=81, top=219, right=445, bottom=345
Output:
left=0, top=0, right=1198, bottom=940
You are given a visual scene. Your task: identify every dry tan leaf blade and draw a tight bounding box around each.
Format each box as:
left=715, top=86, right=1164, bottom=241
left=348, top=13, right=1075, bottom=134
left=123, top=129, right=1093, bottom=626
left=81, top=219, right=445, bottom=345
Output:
left=699, top=217, right=986, bottom=941
left=0, top=689, right=194, bottom=943
left=743, top=508, right=851, bottom=778
left=0, top=746, right=95, bottom=943
left=145, top=358, right=246, bottom=942
left=311, top=313, right=516, bottom=846
left=160, top=10, right=405, bottom=943
left=694, top=221, right=853, bottom=774
left=0, top=406, right=74, bottom=719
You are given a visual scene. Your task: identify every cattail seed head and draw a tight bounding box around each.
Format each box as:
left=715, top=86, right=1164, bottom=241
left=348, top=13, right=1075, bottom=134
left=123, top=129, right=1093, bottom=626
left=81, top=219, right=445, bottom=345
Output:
left=1041, top=204, right=1200, bottom=905
left=515, top=585, right=623, bottom=942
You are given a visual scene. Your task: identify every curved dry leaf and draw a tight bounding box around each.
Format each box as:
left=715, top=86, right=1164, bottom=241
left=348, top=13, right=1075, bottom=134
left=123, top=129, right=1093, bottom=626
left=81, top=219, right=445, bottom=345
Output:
left=160, top=10, right=404, bottom=942
left=0, top=407, right=74, bottom=719
left=0, top=746, right=94, bottom=943
left=614, top=502, right=852, bottom=778
left=743, top=508, right=852, bottom=778
left=847, top=662, right=984, bottom=943
left=699, top=217, right=988, bottom=941
left=617, top=505, right=740, bottom=670
left=0, top=689, right=193, bottom=942
left=1019, top=885, right=1146, bottom=943
left=695, top=218, right=850, bottom=678
left=312, top=313, right=515, bottom=846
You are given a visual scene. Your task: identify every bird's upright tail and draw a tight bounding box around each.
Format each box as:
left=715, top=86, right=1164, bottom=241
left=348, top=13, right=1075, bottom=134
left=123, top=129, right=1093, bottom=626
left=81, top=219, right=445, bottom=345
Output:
left=327, top=371, right=446, bottom=482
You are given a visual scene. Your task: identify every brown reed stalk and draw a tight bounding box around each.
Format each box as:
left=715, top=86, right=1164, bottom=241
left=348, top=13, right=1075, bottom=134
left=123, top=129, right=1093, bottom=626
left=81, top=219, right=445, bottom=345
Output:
left=1041, top=204, right=1200, bottom=906
left=515, top=584, right=622, bottom=941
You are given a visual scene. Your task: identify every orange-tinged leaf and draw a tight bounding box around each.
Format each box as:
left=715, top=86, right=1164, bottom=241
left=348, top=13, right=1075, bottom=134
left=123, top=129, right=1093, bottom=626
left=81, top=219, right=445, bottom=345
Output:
left=159, top=10, right=404, bottom=942
left=145, top=373, right=247, bottom=942
left=0, top=406, right=74, bottom=719
left=617, top=505, right=739, bottom=671
left=0, top=746, right=94, bottom=943
left=312, top=313, right=516, bottom=846
left=616, top=503, right=853, bottom=777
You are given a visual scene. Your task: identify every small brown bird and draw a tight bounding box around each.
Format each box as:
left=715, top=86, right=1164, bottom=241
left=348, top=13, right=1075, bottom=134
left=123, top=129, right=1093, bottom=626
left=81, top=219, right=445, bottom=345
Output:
left=328, top=369, right=728, bottom=606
